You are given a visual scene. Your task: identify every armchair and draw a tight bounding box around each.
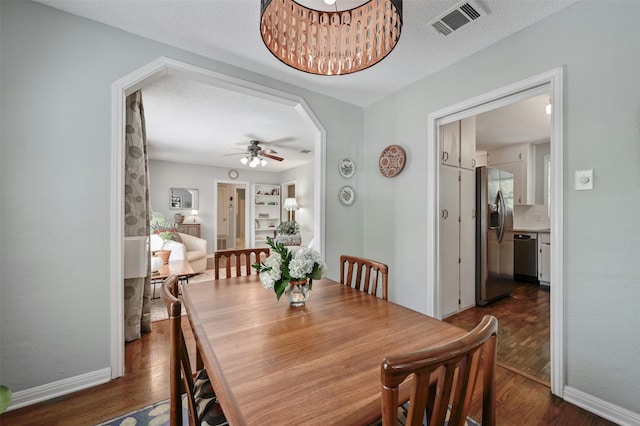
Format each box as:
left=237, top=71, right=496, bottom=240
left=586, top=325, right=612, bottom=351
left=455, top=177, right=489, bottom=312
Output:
left=179, top=232, right=207, bottom=273
left=150, top=232, right=207, bottom=273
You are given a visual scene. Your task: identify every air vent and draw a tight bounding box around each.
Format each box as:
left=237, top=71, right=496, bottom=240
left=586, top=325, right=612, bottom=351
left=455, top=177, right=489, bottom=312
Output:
left=428, top=0, right=488, bottom=36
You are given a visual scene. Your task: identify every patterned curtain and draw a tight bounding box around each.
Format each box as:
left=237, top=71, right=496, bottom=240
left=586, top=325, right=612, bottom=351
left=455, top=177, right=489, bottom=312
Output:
left=124, top=90, right=152, bottom=342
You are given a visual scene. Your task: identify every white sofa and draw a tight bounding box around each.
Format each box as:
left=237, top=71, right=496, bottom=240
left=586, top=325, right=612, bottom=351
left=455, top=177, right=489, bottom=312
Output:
left=150, top=232, right=207, bottom=273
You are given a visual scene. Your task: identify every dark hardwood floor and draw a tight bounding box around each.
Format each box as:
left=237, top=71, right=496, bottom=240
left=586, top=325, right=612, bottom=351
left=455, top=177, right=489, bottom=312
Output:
left=1, top=287, right=616, bottom=426
left=445, top=281, right=551, bottom=385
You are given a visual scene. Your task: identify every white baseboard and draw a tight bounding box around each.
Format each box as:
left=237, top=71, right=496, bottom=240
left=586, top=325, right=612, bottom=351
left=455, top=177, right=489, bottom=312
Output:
left=564, top=386, right=640, bottom=426
left=6, top=368, right=111, bottom=411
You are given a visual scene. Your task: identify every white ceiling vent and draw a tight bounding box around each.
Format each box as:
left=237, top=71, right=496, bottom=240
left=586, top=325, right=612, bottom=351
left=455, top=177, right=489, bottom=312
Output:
left=429, top=1, right=488, bottom=36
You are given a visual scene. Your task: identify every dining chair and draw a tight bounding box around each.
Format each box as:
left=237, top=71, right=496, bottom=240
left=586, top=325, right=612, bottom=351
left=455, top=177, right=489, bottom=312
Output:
left=339, top=255, right=389, bottom=300
left=214, top=248, right=270, bottom=279
left=160, top=275, right=228, bottom=426
left=380, top=315, right=498, bottom=426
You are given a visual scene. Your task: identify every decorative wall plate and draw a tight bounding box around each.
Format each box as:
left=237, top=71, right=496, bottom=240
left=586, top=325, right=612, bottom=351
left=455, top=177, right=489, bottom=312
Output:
left=338, top=158, right=355, bottom=178
left=338, top=185, right=355, bottom=206
left=379, top=145, right=406, bottom=178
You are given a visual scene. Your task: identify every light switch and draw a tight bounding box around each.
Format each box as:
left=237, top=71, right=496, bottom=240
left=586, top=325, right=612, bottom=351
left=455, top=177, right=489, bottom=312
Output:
left=575, top=169, right=593, bottom=191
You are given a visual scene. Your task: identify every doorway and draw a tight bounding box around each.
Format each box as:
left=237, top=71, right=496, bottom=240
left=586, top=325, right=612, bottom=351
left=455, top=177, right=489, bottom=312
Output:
left=111, top=57, right=326, bottom=379
left=216, top=182, right=247, bottom=250
left=281, top=181, right=297, bottom=223
left=428, top=68, right=564, bottom=396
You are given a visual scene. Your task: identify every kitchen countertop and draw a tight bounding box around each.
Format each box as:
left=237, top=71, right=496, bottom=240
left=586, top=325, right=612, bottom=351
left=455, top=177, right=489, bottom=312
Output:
left=513, top=228, right=551, bottom=233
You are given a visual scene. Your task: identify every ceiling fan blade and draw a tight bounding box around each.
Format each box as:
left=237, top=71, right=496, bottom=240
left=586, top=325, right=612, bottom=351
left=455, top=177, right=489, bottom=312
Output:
left=224, top=152, right=248, bottom=156
left=262, top=152, right=284, bottom=161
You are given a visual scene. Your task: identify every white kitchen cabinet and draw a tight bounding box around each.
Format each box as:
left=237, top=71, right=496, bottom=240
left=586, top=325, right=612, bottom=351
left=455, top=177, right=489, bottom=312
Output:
left=440, top=165, right=476, bottom=317
left=459, top=168, right=476, bottom=310
left=487, top=142, right=533, bottom=205
left=487, top=143, right=526, bottom=165
left=252, top=184, right=281, bottom=248
left=440, top=121, right=460, bottom=168
left=493, top=161, right=525, bottom=205
left=440, top=165, right=460, bottom=317
left=441, top=117, right=476, bottom=170
left=460, top=117, right=477, bottom=170
left=474, top=151, right=488, bottom=168
left=538, top=232, right=551, bottom=286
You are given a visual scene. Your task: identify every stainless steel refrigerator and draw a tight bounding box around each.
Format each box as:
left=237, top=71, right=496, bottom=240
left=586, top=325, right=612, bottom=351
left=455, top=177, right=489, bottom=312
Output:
left=476, top=167, right=514, bottom=306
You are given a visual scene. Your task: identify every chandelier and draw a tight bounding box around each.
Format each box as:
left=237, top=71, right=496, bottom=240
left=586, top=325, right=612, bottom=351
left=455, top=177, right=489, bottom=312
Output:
left=260, top=0, right=402, bottom=76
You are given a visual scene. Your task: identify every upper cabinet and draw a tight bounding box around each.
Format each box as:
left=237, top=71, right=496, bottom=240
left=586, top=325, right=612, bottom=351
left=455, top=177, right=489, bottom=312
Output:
left=441, top=117, right=476, bottom=170
left=487, top=143, right=534, bottom=205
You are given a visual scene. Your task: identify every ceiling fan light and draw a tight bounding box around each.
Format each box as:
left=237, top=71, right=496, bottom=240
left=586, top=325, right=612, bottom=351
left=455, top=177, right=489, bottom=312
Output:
left=260, top=158, right=267, bottom=167
left=240, top=156, right=249, bottom=165
left=250, top=156, right=260, bottom=167
left=260, top=0, right=402, bottom=76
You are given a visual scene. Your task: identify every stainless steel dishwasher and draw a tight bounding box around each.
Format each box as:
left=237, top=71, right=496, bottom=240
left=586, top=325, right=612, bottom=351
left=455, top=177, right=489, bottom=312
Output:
left=514, top=233, right=538, bottom=282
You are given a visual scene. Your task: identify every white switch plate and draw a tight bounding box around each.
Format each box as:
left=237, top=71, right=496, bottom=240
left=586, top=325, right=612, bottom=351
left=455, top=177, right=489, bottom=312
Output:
left=575, top=169, right=593, bottom=190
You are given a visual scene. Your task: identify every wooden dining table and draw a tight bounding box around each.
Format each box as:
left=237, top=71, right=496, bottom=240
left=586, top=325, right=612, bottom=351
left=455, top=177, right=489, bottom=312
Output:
left=180, top=275, right=467, bottom=426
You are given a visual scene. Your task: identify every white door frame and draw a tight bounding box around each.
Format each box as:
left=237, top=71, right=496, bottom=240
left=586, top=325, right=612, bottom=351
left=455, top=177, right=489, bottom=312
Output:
left=110, top=57, right=326, bottom=378
left=426, top=67, right=564, bottom=396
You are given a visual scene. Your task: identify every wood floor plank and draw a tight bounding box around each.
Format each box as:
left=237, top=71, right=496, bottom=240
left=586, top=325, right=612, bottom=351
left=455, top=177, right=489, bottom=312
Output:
left=445, top=281, right=551, bottom=384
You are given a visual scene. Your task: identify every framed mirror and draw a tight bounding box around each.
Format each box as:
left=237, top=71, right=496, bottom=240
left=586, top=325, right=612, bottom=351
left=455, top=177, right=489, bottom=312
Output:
left=170, top=188, right=199, bottom=209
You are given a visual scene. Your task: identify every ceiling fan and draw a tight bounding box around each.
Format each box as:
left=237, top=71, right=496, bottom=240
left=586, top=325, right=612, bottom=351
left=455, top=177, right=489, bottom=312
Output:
left=226, top=139, right=284, bottom=167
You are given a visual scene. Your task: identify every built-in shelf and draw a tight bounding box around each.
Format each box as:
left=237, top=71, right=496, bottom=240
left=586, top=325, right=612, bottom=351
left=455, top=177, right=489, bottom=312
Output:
left=252, top=184, right=281, bottom=247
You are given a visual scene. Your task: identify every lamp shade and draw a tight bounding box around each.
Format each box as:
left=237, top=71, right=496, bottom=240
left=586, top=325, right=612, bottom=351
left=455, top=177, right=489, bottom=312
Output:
left=260, top=0, right=402, bottom=76
left=284, top=198, right=299, bottom=211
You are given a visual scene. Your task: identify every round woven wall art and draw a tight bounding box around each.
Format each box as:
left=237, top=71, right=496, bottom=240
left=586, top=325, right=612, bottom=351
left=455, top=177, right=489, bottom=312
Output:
left=378, top=145, right=406, bottom=178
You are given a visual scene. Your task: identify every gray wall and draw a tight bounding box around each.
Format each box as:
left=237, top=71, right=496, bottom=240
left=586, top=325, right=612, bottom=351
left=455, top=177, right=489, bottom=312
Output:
left=363, top=0, right=639, bottom=415
left=149, top=159, right=315, bottom=253
left=1, top=0, right=639, bottom=420
left=0, top=0, right=363, bottom=395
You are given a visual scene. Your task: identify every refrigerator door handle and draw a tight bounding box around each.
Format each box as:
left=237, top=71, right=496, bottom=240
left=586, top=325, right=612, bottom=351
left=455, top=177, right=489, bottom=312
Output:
left=497, top=189, right=506, bottom=243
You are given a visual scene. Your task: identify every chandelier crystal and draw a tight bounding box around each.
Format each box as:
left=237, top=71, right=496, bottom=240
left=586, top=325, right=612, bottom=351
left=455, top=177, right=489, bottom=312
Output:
left=260, top=0, right=402, bottom=76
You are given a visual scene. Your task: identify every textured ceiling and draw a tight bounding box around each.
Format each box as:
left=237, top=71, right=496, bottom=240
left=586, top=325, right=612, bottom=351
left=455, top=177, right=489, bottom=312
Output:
left=37, top=0, right=579, bottom=107
left=142, top=75, right=317, bottom=171
left=36, top=0, right=566, bottom=169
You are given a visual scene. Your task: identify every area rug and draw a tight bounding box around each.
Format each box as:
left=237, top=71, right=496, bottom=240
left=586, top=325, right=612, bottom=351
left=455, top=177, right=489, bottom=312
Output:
left=97, top=397, right=478, bottom=426
left=95, top=397, right=187, bottom=426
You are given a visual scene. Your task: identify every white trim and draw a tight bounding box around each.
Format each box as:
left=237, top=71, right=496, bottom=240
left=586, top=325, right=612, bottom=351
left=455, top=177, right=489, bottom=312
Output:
left=6, top=368, right=111, bottom=411
left=564, top=387, right=640, bottom=426
left=111, top=57, right=326, bottom=379
left=426, top=67, right=564, bottom=396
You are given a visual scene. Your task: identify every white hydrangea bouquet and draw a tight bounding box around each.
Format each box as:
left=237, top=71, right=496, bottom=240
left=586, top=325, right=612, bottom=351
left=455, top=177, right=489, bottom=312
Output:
left=253, top=236, right=326, bottom=301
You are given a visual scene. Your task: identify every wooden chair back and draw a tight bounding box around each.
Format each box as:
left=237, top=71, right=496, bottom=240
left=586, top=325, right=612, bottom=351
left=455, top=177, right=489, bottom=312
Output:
left=339, top=255, right=389, bottom=300
left=381, top=315, right=498, bottom=426
left=214, top=248, right=270, bottom=279
left=161, top=275, right=198, bottom=426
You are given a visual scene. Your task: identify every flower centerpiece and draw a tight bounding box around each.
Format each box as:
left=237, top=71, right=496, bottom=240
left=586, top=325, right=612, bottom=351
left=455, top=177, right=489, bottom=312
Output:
left=253, top=236, right=326, bottom=306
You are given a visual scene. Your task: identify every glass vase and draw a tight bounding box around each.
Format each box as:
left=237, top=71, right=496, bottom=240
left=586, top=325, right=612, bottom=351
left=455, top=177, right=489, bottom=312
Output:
left=285, top=279, right=311, bottom=307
